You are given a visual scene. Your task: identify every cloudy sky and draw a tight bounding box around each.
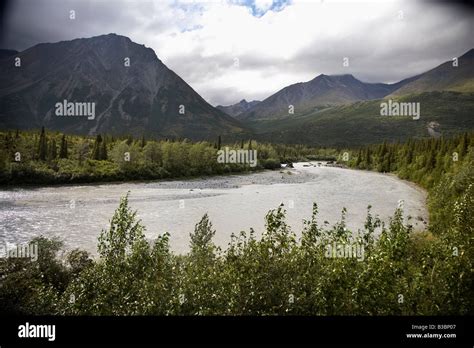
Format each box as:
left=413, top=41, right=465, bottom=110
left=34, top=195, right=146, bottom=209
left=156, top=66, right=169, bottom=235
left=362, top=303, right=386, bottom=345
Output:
left=1, top=0, right=473, bottom=105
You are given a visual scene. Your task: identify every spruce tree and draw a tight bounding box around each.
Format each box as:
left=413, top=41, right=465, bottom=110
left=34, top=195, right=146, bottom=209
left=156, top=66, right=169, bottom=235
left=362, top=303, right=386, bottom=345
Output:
left=406, top=144, right=413, bottom=165
left=59, top=134, right=68, bottom=159
left=92, top=134, right=103, bottom=160
left=100, top=138, right=108, bottom=160
left=49, top=139, right=57, bottom=161
left=365, top=148, right=372, bottom=168
left=459, top=132, right=468, bottom=157
left=355, top=149, right=362, bottom=167
left=38, top=127, right=47, bottom=161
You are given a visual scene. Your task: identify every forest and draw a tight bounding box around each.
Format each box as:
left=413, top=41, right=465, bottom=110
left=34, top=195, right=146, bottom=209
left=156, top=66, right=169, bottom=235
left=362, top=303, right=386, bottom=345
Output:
left=0, top=128, right=336, bottom=185
left=0, top=132, right=472, bottom=315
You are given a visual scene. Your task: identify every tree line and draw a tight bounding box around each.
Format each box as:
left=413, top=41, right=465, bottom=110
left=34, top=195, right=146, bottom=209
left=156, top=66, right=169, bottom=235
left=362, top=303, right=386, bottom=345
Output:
left=0, top=128, right=336, bottom=185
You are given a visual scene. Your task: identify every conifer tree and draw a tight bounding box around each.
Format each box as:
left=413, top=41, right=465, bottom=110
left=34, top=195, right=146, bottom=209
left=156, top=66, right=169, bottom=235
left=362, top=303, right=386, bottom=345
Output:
left=355, top=149, right=362, bottom=167
left=92, top=134, right=103, bottom=160
left=48, top=139, right=57, bottom=161
left=459, top=132, right=469, bottom=157
left=59, top=134, right=68, bottom=159
left=365, top=148, right=372, bottom=168
left=38, top=126, right=47, bottom=161
left=100, top=138, right=108, bottom=161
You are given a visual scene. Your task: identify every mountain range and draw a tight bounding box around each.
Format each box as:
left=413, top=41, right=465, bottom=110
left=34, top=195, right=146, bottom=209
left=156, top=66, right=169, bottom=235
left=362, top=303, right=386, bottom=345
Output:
left=235, top=73, right=419, bottom=120
left=219, top=49, right=473, bottom=123
left=0, top=34, right=473, bottom=145
left=222, top=48, right=474, bottom=145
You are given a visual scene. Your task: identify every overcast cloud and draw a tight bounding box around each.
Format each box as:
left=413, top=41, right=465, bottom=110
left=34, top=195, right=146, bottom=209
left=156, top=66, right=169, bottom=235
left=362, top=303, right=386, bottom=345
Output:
left=1, top=0, right=473, bottom=105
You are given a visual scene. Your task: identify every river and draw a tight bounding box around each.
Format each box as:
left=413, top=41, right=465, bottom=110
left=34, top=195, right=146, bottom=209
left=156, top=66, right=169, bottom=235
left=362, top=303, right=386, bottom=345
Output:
left=0, top=163, right=428, bottom=255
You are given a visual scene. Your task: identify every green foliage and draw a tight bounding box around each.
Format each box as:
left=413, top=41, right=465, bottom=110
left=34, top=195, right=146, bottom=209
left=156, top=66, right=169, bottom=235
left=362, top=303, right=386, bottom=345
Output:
left=0, top=237, right=70, bottom=315
left=190, top=214, right=216, bottom=255
left=0, top=129, right=324, bottom=185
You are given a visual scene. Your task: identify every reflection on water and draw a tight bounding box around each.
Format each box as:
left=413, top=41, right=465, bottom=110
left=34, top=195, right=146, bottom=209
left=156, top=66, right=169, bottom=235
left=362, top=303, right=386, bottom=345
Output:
left=0, top=163, right=427, bottom=254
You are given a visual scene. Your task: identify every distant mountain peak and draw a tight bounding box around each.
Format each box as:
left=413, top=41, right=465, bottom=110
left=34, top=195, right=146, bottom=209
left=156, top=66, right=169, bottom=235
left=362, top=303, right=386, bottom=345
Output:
left=217, top=99, right=261, bottom=118
left=311, top=73, right=357, bottom=82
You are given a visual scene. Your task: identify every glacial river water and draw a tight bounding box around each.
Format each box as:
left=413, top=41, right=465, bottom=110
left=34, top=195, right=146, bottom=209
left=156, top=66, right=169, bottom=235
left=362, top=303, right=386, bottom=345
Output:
left=0, top=163, right=428, bottom=255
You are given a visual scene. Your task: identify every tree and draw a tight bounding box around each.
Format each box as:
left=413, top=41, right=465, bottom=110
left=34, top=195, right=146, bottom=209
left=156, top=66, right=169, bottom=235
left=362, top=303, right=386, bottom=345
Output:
left=426, top=149, right=436, bottom=170
left=48, top=139, right=57, bottom=161
left=459, top=132, right=469, bottom=157
left=405, top=143, right=413, bottom=165
left=190, top=213, right=216, bottom=255
left=355, top=149, right=362, bottom=167
left=98, top=193, right=148, bottom=265
left=143, top=142, right=162, bottom=164
left=59, top=135, right=68, bottom=159
left=91, top=134, right=103, bottom=160
left=37, top=127, right=47, bottom=161
left=63, top=193, right=162, bottom=315
left=77, top=141, right=89, bottom=165
left=217, top=135, right=221, bottom=151
left=378, top=141, right=388, bottom=158
left=99, top=138, right=108, bottom=161
left=365, top=148, right=372, bottom=168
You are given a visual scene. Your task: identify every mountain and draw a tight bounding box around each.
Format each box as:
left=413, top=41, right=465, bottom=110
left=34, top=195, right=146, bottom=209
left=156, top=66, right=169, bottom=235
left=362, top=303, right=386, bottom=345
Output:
left=239, top=74, right=415, bottom=120
left=216, top=99, right=260, bottom=118
left=389, top=49, right=474, bottom=96
left=0, top=34, right=246, bottom=139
